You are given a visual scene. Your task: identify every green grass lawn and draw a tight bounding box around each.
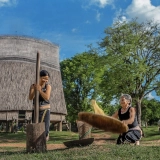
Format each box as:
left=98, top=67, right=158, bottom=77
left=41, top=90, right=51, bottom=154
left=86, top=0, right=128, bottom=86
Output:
left=0, top=131, right=79, bottom=144
left=49, top=131, right=79, bottom=144
left=0, top=132, right=26, bottom=143
left=0, top=143, right=160, bottom=160
left=141, top=126, right=160, bottom=141
left=0, top=126, right=160, bottom=160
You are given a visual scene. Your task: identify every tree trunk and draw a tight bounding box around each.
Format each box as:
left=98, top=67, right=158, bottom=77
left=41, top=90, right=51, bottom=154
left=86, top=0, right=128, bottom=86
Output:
left=145, top=121, right=148, bottom=128
left=68, top=123, right=71, bottom=131
left=26, top=123, right=46, bottom=153
left=136, top=99, right=142, bottom=127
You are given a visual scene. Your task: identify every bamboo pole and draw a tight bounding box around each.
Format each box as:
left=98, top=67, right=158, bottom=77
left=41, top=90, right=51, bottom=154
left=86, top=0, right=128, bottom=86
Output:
left=34, top=51, right=40, bottom=123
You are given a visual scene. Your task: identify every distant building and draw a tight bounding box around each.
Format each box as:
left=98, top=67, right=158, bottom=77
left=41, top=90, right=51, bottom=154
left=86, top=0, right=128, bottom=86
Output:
left=0, top=35, right=67, bottom=131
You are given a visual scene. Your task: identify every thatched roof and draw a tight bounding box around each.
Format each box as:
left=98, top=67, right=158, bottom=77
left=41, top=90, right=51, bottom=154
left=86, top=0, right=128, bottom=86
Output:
left=0, top=35, right=59, bottom=67
left=0, top=36, right=67, bottom=117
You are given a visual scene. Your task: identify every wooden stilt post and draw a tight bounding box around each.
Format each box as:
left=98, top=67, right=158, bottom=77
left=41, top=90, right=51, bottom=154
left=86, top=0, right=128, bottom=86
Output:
left=58, top=121, right=62, bottom=131
left=6, top=121, right=10, bottom=132
left=26, top=52, right=47, bottom=153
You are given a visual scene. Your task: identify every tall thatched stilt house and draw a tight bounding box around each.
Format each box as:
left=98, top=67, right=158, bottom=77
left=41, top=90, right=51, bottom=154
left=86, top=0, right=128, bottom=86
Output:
left=0, top=36, right=67, bottom=132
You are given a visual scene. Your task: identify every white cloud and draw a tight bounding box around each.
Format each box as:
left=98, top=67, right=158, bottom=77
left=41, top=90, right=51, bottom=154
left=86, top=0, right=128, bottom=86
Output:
left=146, top=92, right=154, bottom=100
left=0, top=0, right=9, bottom=2
left=0, top=0, right=8, bottom=6
left=0, top=0, right=17, bottom=7
left=126, top=0, right=160, bottom=23
left=71, top=28, right=78, bottom=33
left=121, top=16, right=127, bottom=22
left=113, top=8, right=127, bottom=24
left=85, top=20, right=91, bottom=24
left=83, top=0, right=114, bottom=8
left=92, top=0, right=112, bottom=8
left=96, top=11, right=101, bottom=21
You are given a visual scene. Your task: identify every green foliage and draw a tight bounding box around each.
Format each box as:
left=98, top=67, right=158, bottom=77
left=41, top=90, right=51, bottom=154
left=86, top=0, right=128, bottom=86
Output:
left=100, top=19, right=160, bottom=99
left=141, top=99, right=160, bottom=125
left=99, top=18, right=160, bottom=124
left=60, top=19, right=160, bottom=124
left=60, top=52, right=105, bottom=122
left=96, top=102, right=120, bottom=116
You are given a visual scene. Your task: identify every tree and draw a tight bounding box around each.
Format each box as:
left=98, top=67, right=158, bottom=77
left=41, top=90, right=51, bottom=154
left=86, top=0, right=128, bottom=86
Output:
left=60, top=52, right=104, bottom=122
left=99, top=19, right=160, bottom=125
left=141, top=98, right=160, bottom=126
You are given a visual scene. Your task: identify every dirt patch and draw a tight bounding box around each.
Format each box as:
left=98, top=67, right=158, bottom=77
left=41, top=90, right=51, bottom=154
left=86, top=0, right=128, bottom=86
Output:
left=92, top=133, right=115, bottom=145
left=0, top=132, right=160, bottom=151
left=140, top=140, right=160, bottom=146
left=0, top=143, right=67, bottom=151
left=0, top=133, right=113, bottom=150
left=92, top=133, right=111, bottom=139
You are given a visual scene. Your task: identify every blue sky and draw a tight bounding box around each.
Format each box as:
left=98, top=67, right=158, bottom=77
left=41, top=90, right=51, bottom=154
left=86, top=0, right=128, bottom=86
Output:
left=0, top=0, right=160, bottom=100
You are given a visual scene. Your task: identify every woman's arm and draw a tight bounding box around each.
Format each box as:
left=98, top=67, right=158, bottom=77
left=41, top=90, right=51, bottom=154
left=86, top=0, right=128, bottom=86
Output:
left=112, top=110, right=119, bottom=119
left=29, top=84, right=35, bottom=100
left=35, top=84, right=51, bottom=100
left=122, top=107, right=135, bottom=125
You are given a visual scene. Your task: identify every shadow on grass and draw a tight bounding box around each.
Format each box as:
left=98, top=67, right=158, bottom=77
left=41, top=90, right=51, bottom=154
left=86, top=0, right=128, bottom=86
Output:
left=0, top=147, right=70, bottom=156
left=94, top=138, right=116, bottom=141
left=49, top=137, right=78, bottom=141
left=0, top=132, right=26, bottom=143
left=0, top=150, right=26, bottom=156
left=48, top=133, right=79, bottom=144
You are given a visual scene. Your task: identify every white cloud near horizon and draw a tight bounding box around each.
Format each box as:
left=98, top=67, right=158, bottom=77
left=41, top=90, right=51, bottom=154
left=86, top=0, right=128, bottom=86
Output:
left=126, top=0, right=160, bottom=23
left=146, top=92, right=154, bottom=100
left=0, top=0, right=17, bottom=7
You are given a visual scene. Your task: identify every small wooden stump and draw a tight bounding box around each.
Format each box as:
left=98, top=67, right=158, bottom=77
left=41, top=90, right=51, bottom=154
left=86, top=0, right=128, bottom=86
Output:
left=26, top=123, right=46, bottom=153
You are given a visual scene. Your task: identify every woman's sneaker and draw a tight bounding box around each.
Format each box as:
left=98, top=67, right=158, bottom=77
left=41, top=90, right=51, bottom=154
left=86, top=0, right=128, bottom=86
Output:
left=135, top=141, right=140, bottom=145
